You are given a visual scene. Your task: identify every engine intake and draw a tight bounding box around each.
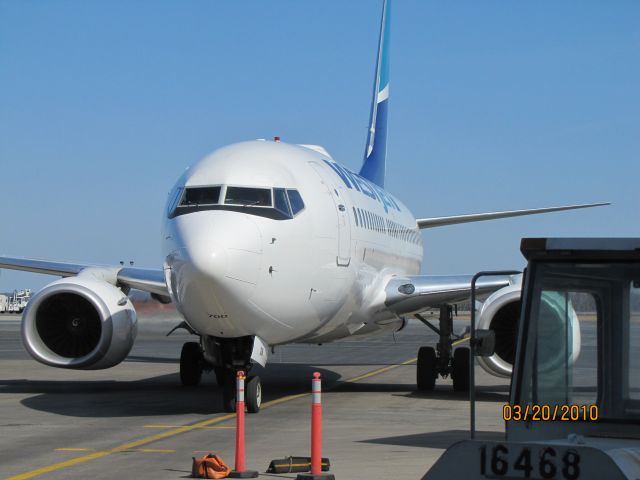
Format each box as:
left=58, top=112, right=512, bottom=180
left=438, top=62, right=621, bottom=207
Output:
left=22, top=276, right=137, bottom=369
left=476, top=283, right=581, bottom=378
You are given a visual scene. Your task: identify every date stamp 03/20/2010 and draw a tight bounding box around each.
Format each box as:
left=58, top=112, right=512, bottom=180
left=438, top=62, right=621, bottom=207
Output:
left=503, top=404, right=599, bottom=422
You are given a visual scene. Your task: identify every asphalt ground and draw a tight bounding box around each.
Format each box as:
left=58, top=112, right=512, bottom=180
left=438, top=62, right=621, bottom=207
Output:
left=0, top=310, right=512, bottom=479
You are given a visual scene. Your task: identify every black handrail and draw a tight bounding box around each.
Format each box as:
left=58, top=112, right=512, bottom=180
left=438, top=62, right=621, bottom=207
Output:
left=470, top=270, right=521, bottom=439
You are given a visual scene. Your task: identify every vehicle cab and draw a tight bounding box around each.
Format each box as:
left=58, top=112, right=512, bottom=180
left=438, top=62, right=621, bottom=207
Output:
left=424, top=238, right=640, bottom=480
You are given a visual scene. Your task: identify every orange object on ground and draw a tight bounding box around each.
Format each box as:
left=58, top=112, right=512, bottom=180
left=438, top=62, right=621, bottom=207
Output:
left=191, top=453, right=232, bottom=479
left=228, top=370, right=259, bottom=478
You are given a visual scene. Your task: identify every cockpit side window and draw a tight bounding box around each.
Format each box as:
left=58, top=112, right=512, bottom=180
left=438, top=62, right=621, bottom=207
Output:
left=180, top=186, right=221, bottom=206
left=225, top=187, right=272, bottom=207
left=167, top=187, right=183, bottom=215
left=287, top=189, right=305, bottom=215
left=274, top=188, right=292, bottom=217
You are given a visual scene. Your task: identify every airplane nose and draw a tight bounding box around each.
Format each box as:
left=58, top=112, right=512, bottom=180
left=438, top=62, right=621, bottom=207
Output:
left=186, top=240, right=229, bottom=281
left=169, top=211, right=262, bottom=286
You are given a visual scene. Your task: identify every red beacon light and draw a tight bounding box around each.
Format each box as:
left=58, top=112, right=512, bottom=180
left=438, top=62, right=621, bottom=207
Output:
left=274, top=136, right=281, bottom=142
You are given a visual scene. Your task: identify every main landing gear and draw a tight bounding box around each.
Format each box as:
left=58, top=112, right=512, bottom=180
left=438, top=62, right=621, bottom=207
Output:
left=179, top=337, right=262, bottom=413
left=415, top=305, right=470, bottom=392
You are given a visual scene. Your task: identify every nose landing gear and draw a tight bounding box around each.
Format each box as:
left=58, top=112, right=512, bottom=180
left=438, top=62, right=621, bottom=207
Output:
left=180, top=341, right=204, bottom=386
left=178, top=337, right=263, bottom=413
left=222, top=373, right=262, bottom=413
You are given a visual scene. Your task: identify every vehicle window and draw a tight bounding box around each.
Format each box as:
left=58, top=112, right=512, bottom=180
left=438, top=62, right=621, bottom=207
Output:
left=274, top=188, right=292, bottom=217
left=287, top=189, right=305, bottom=215
left=225, top=187, right=272, bottom=206
left=629, top=281, right=640, bottom=400
left=181, top=186, right=221, bottom=206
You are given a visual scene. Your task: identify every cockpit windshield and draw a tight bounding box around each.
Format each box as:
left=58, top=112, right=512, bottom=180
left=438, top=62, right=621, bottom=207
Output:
left=181, top=186, right=221, bottom=206
left=224, top=187, right=272, bottom=207
left=169, top=185, right=304, bottom=220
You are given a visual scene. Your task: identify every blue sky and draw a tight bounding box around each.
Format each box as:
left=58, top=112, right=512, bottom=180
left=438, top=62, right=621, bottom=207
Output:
left=1, top=0, right=638, bottom=292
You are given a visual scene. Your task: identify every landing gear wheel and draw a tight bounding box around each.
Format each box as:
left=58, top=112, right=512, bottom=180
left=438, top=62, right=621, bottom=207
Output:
left=417, top=346, right=437, bottom=391
left=222, top=372, right=236, bottom=413
left=245, top=376, right=262, bottom=413
left=180, top=342, right=203, bottom=386
left=452, top=347, right=470, bottom=392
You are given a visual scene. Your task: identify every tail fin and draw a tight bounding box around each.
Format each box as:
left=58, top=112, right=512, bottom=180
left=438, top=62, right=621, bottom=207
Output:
left=359, top=0, right=390, bottom=188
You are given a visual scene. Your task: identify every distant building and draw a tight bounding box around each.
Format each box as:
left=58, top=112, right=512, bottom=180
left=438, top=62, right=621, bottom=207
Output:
left=4, top=289, right=31, bottom=314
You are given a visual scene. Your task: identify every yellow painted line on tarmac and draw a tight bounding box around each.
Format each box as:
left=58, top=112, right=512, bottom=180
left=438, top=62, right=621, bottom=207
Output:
left=54, top=448, right=95, bottom=452
left=452, top=336, right=469, bottom=346
left=7, top=412, right=236, bottom=480
left=343, top=357, right=417, bottom=383
left=8, top=358, right=417, bottom=480
left=260, top=392, right=308, bottom=408
left=143, top=424, right=234, bottom=430
left=8, top=451, right=114, bottom=480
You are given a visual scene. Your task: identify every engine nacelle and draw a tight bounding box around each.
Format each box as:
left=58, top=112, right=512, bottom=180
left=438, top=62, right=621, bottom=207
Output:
left=476, top=283, right=581, bottom=378
left=21, top=276, right=137, bottom=369
left=476, top=284, right=522, bottom=377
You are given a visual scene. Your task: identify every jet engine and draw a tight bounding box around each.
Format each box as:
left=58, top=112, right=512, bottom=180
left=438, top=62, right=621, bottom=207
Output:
left=476, top=284, right=581, bottom=378
left=21, top=276, right=137, bottom=369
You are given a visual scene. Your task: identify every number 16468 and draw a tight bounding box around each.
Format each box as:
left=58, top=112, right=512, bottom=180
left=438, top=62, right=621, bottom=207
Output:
left=480, top=444, right=580, bottom=480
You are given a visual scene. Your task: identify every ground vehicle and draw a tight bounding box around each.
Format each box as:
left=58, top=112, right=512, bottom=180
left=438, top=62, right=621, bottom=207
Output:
left=423, top=238, right=640, bottom=479
left=7, top=289, right=31, bottom=313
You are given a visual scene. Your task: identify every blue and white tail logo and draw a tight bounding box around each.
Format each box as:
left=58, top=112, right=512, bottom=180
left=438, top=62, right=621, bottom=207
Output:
left=359, top=0, right=390, bottom=188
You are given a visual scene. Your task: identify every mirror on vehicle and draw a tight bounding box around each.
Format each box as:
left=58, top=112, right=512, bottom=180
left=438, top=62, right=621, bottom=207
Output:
left=473, top=329, right=496, bottom=357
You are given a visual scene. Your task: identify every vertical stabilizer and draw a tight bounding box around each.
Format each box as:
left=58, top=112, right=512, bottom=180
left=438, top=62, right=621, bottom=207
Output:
left=359, top=0, right=390, bottom=188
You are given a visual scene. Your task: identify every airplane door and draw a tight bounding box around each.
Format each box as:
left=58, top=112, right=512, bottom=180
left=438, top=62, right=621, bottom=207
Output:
left=309, top=162, right=352, bottom=267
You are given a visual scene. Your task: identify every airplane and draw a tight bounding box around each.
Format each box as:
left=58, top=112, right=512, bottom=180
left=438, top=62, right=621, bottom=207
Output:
left=0, top=0, right=606, bottom=413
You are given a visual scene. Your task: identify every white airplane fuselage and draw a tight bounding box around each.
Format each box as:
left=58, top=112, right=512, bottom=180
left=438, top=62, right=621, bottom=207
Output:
left=162, top=140, right=423, bottom=346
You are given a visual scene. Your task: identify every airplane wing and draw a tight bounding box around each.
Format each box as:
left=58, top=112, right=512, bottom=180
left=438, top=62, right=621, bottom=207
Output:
left=416, top=202, right=609, bottom=229
left=0, top=256, right=169, bottom=298
left=383, top=274, right=520, bottom=316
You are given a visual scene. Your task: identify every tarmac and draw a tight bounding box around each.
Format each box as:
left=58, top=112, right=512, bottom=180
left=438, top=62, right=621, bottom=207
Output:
left=0, top=310, right=510, bottom=479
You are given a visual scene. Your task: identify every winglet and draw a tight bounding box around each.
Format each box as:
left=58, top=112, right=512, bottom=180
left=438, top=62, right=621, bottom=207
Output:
left=359, top=0, right=390, bottom=188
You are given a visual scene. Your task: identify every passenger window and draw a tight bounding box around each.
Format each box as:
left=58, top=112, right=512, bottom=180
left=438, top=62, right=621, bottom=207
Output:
left=287, top=189, right=305, bottom=215
left=225, top=187, right=272, bottom=206
left=181, top=186, right=221, bottom=206
left=274, top=188, right=292, bottom=217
